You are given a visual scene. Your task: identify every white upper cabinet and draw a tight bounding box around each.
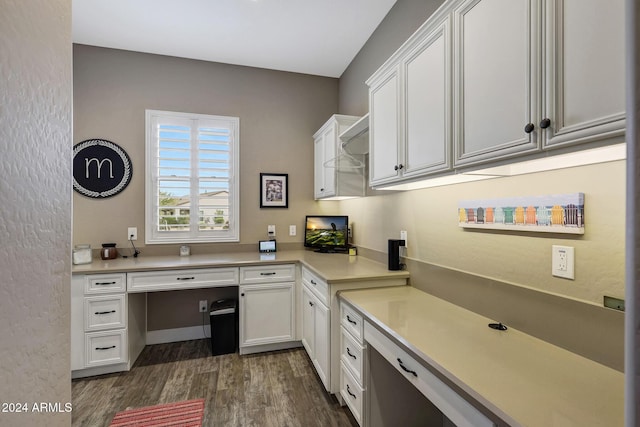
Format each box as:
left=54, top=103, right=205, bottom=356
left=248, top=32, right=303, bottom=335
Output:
left=542, top=0, right=625, bottom=148
left=403, top=17, right=452, bottom=178
left=369, top=66, right=402, bottom=185
left=367, top=0, right=625, bottom=187
left=313, top=115, right=364, bottom=200
left=453, top=0, right=540, bottom=166
left=369, top=14, right=452, bottom=187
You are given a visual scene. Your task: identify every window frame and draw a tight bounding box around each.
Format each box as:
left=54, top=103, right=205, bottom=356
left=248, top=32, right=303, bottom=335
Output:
left=145, top=109, right=240, bottom=244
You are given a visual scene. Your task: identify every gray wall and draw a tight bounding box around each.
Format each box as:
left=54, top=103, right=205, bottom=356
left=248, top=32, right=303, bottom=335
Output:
left=73, top=44, right=341, bottom=253
left=339, top=0, right=445, bottom=115
left=0, top=1, right=72, bottom=425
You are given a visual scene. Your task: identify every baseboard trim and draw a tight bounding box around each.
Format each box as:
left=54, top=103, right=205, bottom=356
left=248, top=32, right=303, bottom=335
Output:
left=239, top=341, right=302, bottom=355
left=146, top=325, right=211, bottom=345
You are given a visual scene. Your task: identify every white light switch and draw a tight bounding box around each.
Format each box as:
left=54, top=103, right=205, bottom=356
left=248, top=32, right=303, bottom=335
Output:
left=552, top=245, right=575, bottom=280
left=268, top=224, right=276, bottom=237
left=289, top=225, right=296, bottom=236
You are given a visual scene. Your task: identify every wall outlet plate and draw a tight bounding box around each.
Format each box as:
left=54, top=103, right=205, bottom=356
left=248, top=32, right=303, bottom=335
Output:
left=552, top=245, right=575, bottom=280
left=199, top=300, right=208, bottom=313
left=128, top=227, right=138, bottom=241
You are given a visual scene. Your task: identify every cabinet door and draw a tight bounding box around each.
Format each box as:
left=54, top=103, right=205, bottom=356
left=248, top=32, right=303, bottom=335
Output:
left=543, top=0, right=625, bottom=148
left=239, top=283, right=295, bottom=348
left=321, top=126, right=337, bottom=197
left=402, top=17, right=452, bottom=178
left=313, top=299, right=331, bottom=391
left=453, top=0, right=540, bottom=166
left=369, top=66, right=401, bottom=186
left=301, top=286, right=316, bottom=358
left=314, top=135, right=325, bottom=198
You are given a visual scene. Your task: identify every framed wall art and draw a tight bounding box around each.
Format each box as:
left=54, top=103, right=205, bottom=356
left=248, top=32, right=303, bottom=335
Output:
left=458, top=193, right=585, bottom=234
left=260, top=173, right=288, bottom=208
left=73, top=138, right=132, bottom=198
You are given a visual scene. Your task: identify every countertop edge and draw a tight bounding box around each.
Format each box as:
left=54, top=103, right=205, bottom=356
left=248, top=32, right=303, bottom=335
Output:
left=71, top=250, right=410, bottom=284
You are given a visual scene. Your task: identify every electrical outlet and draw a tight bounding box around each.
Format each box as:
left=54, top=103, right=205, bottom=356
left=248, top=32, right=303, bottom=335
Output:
left=552, top=245, right=575, bottom=280
left=199, top=300, right=208, bottom=313
left=289, top=225, right=296, bottom=236
left=400, top=230, right=407, bottom=246
left=268, top=224, right=276, bottom=237
left=128, top=227, right=137, bottom=241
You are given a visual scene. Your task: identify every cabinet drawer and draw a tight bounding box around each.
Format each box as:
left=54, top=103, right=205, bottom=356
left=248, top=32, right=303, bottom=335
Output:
left=364, top=322, right=494, bottom=427
left=127, top=267, right=239, bottom=292
left=340, top=361, right=363, bottom=425
left=84, top=273, right=126, bottom=294
left=341, top=302, right=364, bottom=343
left=341, top=326, right=365, bottom=384
left=85, top=330, right=127, bottom=367
left=239, top=264, right=295, bottom=284
left=84, top=295, right=126, bottom=332
left=302, top=267, right=329, bottom=306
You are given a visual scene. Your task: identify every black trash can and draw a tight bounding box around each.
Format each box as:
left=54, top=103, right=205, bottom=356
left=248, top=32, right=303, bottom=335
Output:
left=209, top=299, right=237, bottom=356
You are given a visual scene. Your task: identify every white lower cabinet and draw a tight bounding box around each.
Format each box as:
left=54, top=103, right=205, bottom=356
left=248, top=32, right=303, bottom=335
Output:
left=302, top=284, right=331, bottom=390
left=71, top=273, right=133, bottom=377
left=340, top=301, right=366, bottom=426
left=239, top=265, right=296, bottom=354
left=85, top=329, right=128, bottom=367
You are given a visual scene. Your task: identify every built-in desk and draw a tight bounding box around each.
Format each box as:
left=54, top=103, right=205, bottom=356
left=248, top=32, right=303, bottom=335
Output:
left=339, top=286, right=624, bottom=427
left=71, top=250, right=409, bottom=384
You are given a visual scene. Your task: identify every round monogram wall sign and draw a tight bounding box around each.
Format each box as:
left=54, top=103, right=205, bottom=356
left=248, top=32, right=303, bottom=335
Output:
left=73, top=139, right=132, bottom=198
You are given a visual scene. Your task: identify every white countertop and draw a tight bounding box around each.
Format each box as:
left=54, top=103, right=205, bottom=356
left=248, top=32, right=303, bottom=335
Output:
left=71, top=250, right=410, bottom=284
left=339, top=286, right=624, bottom=427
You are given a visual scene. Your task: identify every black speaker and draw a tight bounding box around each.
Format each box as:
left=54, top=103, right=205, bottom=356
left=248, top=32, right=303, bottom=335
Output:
left=388, top=239, right=405, bottom=271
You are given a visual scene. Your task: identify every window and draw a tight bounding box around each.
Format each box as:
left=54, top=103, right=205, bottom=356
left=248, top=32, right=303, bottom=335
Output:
left=145, top=110, right=239, bottom=244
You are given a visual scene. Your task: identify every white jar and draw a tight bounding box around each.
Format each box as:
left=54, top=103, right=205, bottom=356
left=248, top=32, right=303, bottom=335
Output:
left=73, top=244, right=92, bottom=265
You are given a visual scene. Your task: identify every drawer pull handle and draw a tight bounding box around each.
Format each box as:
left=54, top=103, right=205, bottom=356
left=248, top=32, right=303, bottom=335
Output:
left=310, top=280, right=317, bottom=285
left=397, top=358, right=418, bottom=377
left=95, top=310, right=116, bottom=315
left=347, top=384, right=356, bottom=399
left=176, top=277, right=195, bottom=281
left=95, top=281, right=116, bottom=286
left=346, top=315, right=357, bottom=325
left=95, top=345, right=116, bottom=351
left=346, top=347, right=357, bottom=360
left=260, top=272, right=276, bottom=276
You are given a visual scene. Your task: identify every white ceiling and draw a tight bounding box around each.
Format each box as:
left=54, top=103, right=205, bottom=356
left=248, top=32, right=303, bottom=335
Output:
left=72, top=0, right=397, bottom=78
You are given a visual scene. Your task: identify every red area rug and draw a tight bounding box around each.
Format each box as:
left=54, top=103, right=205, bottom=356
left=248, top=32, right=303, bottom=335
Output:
left=109, top=399, right=204, bottom=427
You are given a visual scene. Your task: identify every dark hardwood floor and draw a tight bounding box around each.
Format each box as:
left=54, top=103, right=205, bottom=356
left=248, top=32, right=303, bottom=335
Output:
left=72, top=340, right=356, bottom=426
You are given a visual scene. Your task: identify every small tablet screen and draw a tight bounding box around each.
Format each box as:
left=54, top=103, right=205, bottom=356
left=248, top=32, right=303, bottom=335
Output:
left=259, top=240, right=276, bottom=253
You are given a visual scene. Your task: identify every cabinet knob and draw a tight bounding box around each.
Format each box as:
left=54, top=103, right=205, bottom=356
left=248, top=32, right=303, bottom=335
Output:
left=320, top=188, right=324, bottom=192
left=524, top=123, right=535, bottom=133
left=241, top=293, right=245, bottom=297
left=539, top=118, right=551, bottom=129
left=394, top=164, right=404, bottom=171
left=309, top=301, right=314, bottom=307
